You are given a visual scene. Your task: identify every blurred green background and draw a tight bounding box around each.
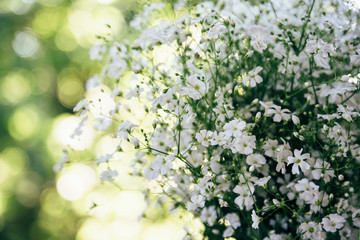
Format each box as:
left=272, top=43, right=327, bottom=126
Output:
left=0, top=0, right=191, bottom=239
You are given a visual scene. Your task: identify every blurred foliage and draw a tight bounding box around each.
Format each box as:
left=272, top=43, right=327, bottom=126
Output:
left=0, top=0, right=138, bottom=239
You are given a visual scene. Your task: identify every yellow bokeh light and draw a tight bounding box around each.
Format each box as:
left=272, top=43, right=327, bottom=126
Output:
left=0, top=159, right=10, bottom=185
left=32, top=8, right=61, bottom=37
left=142, top=222, right=186, bottom=240
left=57, top=77, right=84, bottom=108
left=0, top=71, right=32, bottom=105
left=55, top=27, right=78, bottom=52
left=87, top=190, right=146, bottom=220
left=8, top=105, right=41, bottom=140
left=37, top=0, right=63, bottom=7
left=56, top=164, right=97, bottom=201
left=0, top=192, right=7, bottom=217
left=32, top=67, right=54, bottom=93
left=0, top=147, right=28, bottom=176
left=77, top=217, right=141, bottom=240
left=40, top=188, right=66, bottom=217
left=67, top=5, right=125, bottom=47
left=16, top=176, right=41, bottom=207
left=68, top=10, right=93, bottom=37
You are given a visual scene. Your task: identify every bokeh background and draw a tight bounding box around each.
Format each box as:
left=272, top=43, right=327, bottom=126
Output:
left=0, top=0, right=195, bottom=239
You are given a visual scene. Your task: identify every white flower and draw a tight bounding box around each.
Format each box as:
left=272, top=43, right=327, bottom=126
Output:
left=246, top=154, right=266, bottom=168
left=294, top=178, right=319, bottom=203
left=89, top=44, right=106, bottom=60
left=298, top=222, right=323, bottom=240
left=305, top=39, right=333, bottom=69
left=321, top=214, right=345, bottom=232
left=131, top=137, right=140, bottom=147
left=287, top=149, right=311, bottom=175
left=200, top=206, right=217, bottom=226
left=350, top=48, right=360, bottom=65
left=210, top=131, right=229, bottom=146
left=242, top=66, right=263, bottom=87
left=263, top=139, right=278, bottom=158
left=97, top=153, right=113, bottom=164
left=248, top=26, right=270, bottom=53
left=180, top=74, right=208, bottom=100
left=225, top=213, right=241, bottom=229
left=267, top=105, right=291, bottom=122
left=309, top=160, right=334, bottom=183
left=223, top=118, right=246, bottom=135
left=106, top=57, right=127, bottom=79
left=196, top=130, right=213, bottom=147
left=255, top=176, right=271, bottom=187
left=337, top=104, right=360, bottom=122
left=186, top=195, right=205, bottom=212
left=275, top=141, right=292, bottom=174
left=86, top=75, right=102, bottom=90
left=251, top=210, right=260, bottom=229
left=223, top=227, right=234, bottom=238
left=53, top=153, right=68, bottom=172
left=231, top=133, right=256, bottom=155
left=233, top=185, right=255, bottom=210
left=339, top=227, right=351, bottom=240
left=71, top=116, right=89, bottom=138
left=101, top=170, right=118, bottom=181
left=207, top=23, right=227, bottom=39
left=73, top=98, right=89, bottom=117
left=117, top=120, right=138, bottom=140
left=291, top=115, right=300, bottom=125
left=94, top=117, right=112, bottom=131
left=352, top=209, right=360, bottom=228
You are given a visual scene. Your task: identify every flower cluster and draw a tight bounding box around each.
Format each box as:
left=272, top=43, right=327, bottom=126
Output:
left=58, top=0, right=360, bottom=239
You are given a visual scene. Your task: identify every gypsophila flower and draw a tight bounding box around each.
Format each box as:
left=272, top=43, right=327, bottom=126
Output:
left=352, top=209, right=360, bottom=228
left=200, top=206, right=217, bottom=226
left=251, top=210, right=260, bottom=229
left=57, top=0, right=360, bottom=239
left=255, top=176, right=271, bottom=187
left=89, top=44, right=106, bottom=60
left=94, top=117, right=112, bottom=131
left=73, top=98, right=89, bottom=117
left=267, top=105, right=291, bottom=122
left=298, top=222, right=323, bottom=239
left=101, top=170, right=118, bottom=181
left=242, top=66, right=263, bottom=87
left=225, top=213, right=241, bottom=229
left=97, top=153, right=112, bottom=164
left=287, top=149, right=311, bottom=175
left=233, top=184, right=255, bottom=210
left=322, top=214, right=346, bottom=233
left=53, top=153, right=68, bottom=172
left=187, top=195, right=205, bottom=212
left=86, top=75, right=102, bottom=90
left=180, top=74, right=208, bottom=100
left=246, top=154, right=266, bottom=168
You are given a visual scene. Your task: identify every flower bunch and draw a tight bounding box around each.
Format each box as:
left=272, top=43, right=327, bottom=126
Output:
left=57, top=0, right=360, bottom=239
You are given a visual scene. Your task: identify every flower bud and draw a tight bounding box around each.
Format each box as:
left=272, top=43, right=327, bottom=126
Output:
left=255, top=112, right=261, bottom=120
left=338, top=174, right=344, bottom=181
left=251, top=98, right=259, bottom=105
left=131, top=137, right=140, bottom=147
left=291, top=115, right=300, bottom=125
